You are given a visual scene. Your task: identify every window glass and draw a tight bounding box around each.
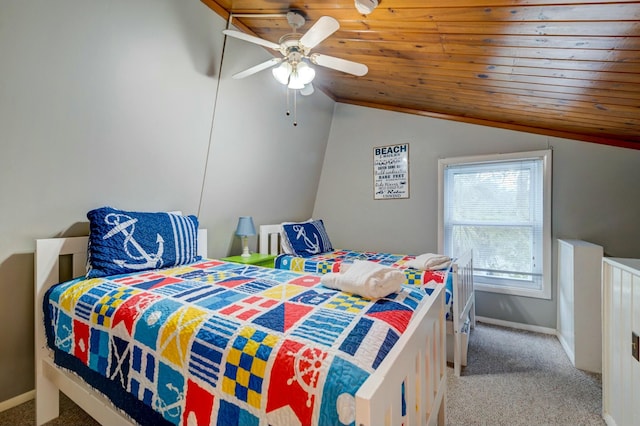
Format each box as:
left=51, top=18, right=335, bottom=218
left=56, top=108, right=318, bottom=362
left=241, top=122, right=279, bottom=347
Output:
left=439, top=150, right=551, bottom=299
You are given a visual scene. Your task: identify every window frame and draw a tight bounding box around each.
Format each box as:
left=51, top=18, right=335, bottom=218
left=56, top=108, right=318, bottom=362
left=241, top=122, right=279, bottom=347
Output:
left=438, top=149, right=552, bottom=299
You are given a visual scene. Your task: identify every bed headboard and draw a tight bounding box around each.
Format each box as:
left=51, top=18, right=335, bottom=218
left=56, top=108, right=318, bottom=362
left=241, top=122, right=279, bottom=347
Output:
left=34, top=228, right=209, bottom=342
left=35, top=229, right=208, bottom=288
left=259, top=224, right=283, bottom=255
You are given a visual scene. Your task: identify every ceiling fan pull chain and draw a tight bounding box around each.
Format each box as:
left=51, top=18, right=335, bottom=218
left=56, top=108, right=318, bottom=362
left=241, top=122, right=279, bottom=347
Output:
left=285, top=87, right=291, bottom=117
left=293, top=89, right=298, bottom=126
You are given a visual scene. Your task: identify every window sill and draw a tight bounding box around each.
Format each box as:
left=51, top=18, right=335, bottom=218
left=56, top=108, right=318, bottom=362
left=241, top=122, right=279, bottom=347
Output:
left=475, top=283, right=551, bottom=300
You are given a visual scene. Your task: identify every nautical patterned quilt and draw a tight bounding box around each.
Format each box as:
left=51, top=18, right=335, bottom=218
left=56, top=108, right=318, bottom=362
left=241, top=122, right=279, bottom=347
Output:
left=43, top=259, right=431, bottom=426
left=275, top=250, right=453, bottom=317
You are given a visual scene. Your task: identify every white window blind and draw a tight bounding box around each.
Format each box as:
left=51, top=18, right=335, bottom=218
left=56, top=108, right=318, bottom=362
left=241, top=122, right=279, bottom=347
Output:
left=440, top=150, right=551, bottom=299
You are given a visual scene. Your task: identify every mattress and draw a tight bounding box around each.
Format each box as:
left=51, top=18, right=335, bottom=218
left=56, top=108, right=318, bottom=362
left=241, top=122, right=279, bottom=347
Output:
left=43, top=258, right=430, bottom=425
left=275, top=250, right=453, bottom=316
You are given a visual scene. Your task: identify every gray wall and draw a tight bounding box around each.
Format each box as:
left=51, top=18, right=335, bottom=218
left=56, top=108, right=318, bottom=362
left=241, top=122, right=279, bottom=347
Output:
left=0, top=0, right=332, bottom=403
left=314, top=103, right=640, bottom=329
left=199, top=31, right=334, bottom=257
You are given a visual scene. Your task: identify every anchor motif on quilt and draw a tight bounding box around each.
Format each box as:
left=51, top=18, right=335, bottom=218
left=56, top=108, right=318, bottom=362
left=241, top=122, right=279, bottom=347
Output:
left=292, top=225, right=321, bottom=254
left=103, top=213, right=165, bottom=270
left=53, top=319, right=74, bottom=351
left=155, top=382, right=184, bottom=420
left=286, top=345, right=327, bottom=407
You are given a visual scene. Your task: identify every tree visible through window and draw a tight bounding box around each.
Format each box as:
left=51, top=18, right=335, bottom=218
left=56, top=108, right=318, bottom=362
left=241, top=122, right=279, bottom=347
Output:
left=439, top=150, right=551, bottom=299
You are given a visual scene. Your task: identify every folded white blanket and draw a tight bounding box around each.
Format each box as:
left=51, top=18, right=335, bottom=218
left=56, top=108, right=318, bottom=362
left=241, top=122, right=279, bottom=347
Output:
left=321, top=260, right=404, bottom=299
left=405, top=253, right=451, bottom=270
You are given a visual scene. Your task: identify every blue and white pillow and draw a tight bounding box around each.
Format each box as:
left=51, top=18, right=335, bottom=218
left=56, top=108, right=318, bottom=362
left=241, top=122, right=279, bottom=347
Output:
left=281, top=219, right=333, bottom=257
left=86, top=206, right=200, bottom=278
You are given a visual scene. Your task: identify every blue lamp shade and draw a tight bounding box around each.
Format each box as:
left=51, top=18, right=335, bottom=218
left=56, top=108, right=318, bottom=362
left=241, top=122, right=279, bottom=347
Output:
left=235, top=216, right=256, bottom=237
left=235, top=216, right=256, bottom=257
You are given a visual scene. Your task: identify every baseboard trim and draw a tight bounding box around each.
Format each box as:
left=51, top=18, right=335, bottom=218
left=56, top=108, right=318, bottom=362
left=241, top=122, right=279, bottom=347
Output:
left=476, top=316, right=557, bottom=335
left=0, top=390, right=35, bottom=413
left=602, top=413, right=618, bottom=426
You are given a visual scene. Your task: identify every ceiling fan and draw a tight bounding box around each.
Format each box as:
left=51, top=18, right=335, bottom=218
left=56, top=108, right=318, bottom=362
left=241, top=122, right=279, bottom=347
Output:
left=222, top=11, right=368, bottom=93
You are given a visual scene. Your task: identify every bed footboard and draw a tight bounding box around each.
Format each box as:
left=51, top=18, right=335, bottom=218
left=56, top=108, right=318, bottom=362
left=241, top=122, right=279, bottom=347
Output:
left=355, top=286, right=447, bottom=426
left=450, top=250, right=475, bottom=377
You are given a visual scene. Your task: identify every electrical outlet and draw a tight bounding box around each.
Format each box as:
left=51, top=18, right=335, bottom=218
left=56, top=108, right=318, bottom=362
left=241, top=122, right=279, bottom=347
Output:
left=633, top=332, right=639, bottom=362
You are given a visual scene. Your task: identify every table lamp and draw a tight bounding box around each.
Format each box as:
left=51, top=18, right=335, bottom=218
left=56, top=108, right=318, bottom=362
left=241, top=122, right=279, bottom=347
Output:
left=235, top=216, right=256, bottom=257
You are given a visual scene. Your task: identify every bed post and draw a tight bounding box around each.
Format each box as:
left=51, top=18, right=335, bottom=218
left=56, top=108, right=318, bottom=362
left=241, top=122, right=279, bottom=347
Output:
left=452, top=261, right=463, bottom=378
left=466, top=251, right=476, bottom=329
left=450, top=249, right=474, bottom=377
left=197, top=229, right=208, bottom=258
left=258, top=224, right=282, bottom=255
left=35, top=237, right=87, bottom=424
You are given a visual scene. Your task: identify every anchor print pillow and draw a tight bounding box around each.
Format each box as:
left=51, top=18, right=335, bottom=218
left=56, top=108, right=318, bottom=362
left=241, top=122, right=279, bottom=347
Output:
left=279, top=218, right=315, bottom=254
left=281, top=219, right=333, bottom=257
left=86, top=206, right=200, bottom=278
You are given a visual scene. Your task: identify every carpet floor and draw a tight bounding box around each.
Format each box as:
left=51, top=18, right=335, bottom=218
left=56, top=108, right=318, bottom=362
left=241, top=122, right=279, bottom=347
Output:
left=446, top=322, right=604, bottom=426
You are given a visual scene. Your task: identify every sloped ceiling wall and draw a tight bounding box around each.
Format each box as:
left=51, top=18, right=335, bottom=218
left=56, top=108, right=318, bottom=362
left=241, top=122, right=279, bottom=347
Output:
left=0, top=0, right=333, bottom=403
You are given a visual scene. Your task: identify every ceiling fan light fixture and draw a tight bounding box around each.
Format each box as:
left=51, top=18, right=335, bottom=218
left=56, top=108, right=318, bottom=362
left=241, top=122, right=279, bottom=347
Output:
left=355, top=0, right=378, bottom=15
left=300, top=83, right=315, bottom=96
left=296, top=62, right=316, bottom=85
left=287, top=70, right=306, bottom=90
left=275, top=60, right=316, bottom=89
left=272, top=61, right=292, bottom=85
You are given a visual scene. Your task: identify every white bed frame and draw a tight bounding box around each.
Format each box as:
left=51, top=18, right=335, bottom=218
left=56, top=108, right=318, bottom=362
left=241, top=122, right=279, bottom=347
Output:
left=448, top=249, right=475, bottom=377
left=260, top=223, right=476, bottom=377
left=35, top=229, right=447, bottom=425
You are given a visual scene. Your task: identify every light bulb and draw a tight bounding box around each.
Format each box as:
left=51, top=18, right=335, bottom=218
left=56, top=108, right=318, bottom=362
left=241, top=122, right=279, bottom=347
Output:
left=296, top=62, right=315, bottom=85
left=287, top=70, right=305, bottom=90
left=272, top=61, right=292, bottom=85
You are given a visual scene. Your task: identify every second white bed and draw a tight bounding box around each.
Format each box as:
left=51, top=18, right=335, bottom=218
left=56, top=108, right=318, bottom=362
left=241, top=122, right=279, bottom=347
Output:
left=259, top=223, right=476, bottom=377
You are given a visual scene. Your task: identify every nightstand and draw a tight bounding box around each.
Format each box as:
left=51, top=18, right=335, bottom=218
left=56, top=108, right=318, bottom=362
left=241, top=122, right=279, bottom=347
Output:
left=221, top=253, right=276, bottom=268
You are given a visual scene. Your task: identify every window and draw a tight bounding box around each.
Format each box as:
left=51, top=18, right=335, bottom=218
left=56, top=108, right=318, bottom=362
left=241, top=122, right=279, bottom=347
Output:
left=438, top=150, right=552, bottom=299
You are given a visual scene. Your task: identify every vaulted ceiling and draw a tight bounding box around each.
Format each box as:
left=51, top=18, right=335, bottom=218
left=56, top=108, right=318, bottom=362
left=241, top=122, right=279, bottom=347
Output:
left=202, top=0, right=640, bottom=150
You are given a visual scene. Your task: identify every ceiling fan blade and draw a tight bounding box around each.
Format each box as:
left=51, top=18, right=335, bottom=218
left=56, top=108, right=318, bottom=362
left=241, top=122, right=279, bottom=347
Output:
left=223, top=29, right=281, bottom=50
left=311, top=54, right=368, bottom=76
left=231, top=58, right=282, bottom=79
left=299, top=16, right=339, bottom=49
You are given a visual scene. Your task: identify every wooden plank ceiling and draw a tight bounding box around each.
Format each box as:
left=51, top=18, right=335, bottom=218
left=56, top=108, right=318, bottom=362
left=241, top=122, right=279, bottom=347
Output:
left=202, top=0, right=640, bottom=150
